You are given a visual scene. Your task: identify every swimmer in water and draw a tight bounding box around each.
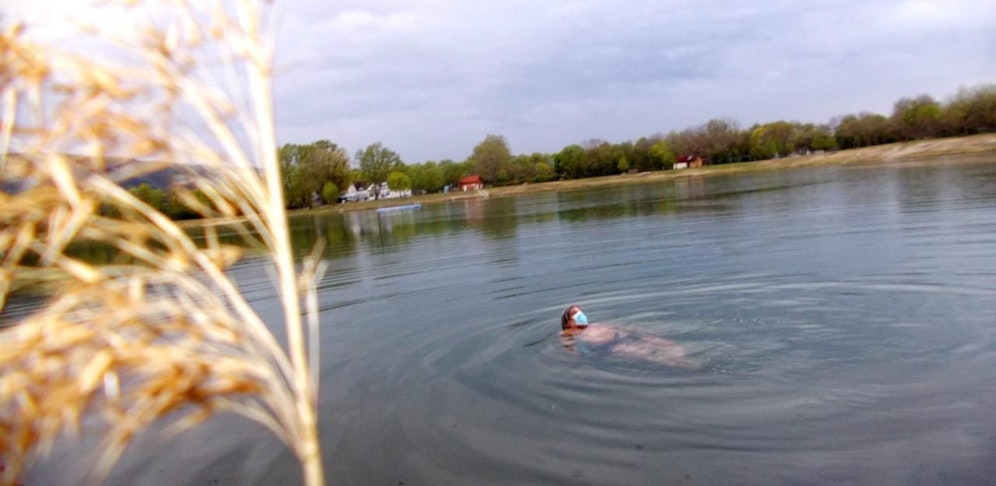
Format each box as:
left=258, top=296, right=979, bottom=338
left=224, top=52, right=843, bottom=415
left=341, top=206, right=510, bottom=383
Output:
left=561, top=305, right=701, bottom=369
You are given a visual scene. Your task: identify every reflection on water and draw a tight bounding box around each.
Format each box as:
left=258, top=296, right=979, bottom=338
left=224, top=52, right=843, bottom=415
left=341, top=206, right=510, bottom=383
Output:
left=26, top=157, right=996, bottom=485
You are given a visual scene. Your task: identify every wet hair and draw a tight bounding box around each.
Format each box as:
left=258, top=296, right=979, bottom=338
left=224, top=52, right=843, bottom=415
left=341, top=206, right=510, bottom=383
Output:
left=561, top=305, right=578, bottom=330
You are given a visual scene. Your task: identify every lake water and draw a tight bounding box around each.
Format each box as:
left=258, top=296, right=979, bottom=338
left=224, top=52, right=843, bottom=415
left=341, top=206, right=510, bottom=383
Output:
left=31, top=157, right=996, bottom=485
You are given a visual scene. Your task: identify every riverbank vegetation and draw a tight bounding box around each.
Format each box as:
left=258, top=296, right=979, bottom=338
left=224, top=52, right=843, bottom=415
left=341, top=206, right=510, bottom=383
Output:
left=392, top=83, right=996, bottom=188
left=123, top=83, right=996, bottom=219
left=282, top=83, right=996, bottom=205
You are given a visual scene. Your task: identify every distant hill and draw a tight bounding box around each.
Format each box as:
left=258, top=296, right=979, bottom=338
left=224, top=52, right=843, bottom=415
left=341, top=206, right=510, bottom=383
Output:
left=118, top=164, right=187, bottom=190
left=1, top=157, right=204, bottom=194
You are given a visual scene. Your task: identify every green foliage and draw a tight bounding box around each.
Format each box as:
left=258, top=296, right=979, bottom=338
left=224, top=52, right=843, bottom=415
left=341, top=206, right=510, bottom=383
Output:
left=356, top=142, right=402, bottom=198
left=752, top=121, right=795, bottom=159
left=658, top=118, right=749, bottom=165
left=125, top=184, right=207, bottom=220
left=280, top=141, right=351, bottom=209
left=165, top=189, right=211, bottom=220
left=554, top=144, right=584, bottom=178
left=130, top=183, right=166, bottom=210
left=269, top=82, right=996, bottom=203
left=834, top=112, right=895, bottom=149
left=386, top=171, right=412, bottom=191
left=748, top=127, right=776, bottom=160
left=629, top=137, right=658, bottom=171
left=439, top=159, right=470, bottom=187
left=616, top=156, right=630, bottom=173
left=578, top=140, right=620, bottom=177
left=892, top=95, right=942, bottom=140
left=506, top=155, right=531, bottom=182
left=470, top=134, right=512, bottom=184
left=533, top=159, right=556, bottom=182
left=792, top=124, right=837, bottom=153
left=407, top=161, right=444, bottom=193
left=259, top=83, right=996, bottom=207
left=701, top=119, right=748, bottom=164
left=281, top=160, right=307, bottom=209
left=943, top=84, right=996, bottom=135
left=321, top=181, right=338, bottom=204
left=519, top=152, right=554, bottom=182
left=648, top=140, right=675, bottom=169
left=271, top=84, right=996, bottom=203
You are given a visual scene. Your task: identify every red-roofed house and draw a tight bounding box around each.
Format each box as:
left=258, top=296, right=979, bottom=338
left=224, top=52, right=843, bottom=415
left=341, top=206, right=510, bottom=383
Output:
left=673, top=154, right=703, bottom=169
left=457, top=175, right=484, bottom=191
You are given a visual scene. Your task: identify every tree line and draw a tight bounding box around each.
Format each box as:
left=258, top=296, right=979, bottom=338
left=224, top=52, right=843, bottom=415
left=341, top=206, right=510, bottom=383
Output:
left=550, top=83, right=996, bottom=179
left=131, top=83, right=996, bottom=217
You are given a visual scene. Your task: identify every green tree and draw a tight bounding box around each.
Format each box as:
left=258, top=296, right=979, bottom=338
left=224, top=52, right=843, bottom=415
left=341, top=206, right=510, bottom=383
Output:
left=408, top=161, right=444, bottom=193
left=469, top=134, right=512, bottom=184
left=701, top=118, right=747, bottom=164
left=554, top=144, right=585, bottom=179
left=438, top=159, right=469, bottom=188
left=521, top=152, right=554, bottom=182
left=307, top=141, right=351, bottom=204
left=748, top=121, right=795, bottom=160
left=792, top=123, right=837, bottom=153
left=833, top=114, right=861, bottom=149
left=616, top=155, right=630, bottom=173
left=386, top=171, right=412, bottom=192
left=279, top=141, right=351, bottom=208
left=648, top=139, right=675, bottom=169
left=590, top=142, right=615, bottom=176
left=630, top=137, right=658, bottom=171
left=892, top=95, right=942, bottom=140
left=748, top=126, right=778, bottom=160
left=162, top=188, right=206, bottom=220
left=942, top=84, right=996, bottom=135
left=281, top=162, right=306, bottom=208
left=665, top=129, right=697, bottom=161
left=507, top=155, right=532, bottom=183
left=279, top=142, right=308, bottom=207
left=578, top=139, right=617, bottom=177
left=663, top=118, right=749, bottom=164
left=834, top=112, right=893, bottom=149
left=533, top=157, right=556, bottom=182
left=130, top=183, right=166, bottom=212
left=356, top=142, right=402, bottom=199
left=321, top=181, right=338, bottom=204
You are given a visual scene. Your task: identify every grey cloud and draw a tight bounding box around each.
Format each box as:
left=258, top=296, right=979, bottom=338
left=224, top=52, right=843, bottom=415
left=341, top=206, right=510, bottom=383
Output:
left=272, top=0, right=996, bottom=162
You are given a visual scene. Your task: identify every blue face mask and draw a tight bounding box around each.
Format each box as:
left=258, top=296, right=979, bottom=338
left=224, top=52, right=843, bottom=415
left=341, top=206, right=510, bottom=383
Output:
left=573, top=311, right=588, bottom=326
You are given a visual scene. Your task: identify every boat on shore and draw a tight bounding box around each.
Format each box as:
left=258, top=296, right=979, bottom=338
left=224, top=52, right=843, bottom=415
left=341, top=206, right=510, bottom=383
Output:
left=376, top=203, right=422, bottom=213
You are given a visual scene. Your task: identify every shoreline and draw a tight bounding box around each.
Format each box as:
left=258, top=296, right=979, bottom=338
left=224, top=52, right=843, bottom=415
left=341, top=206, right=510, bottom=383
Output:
left=296, top=133, right=996, bottom=217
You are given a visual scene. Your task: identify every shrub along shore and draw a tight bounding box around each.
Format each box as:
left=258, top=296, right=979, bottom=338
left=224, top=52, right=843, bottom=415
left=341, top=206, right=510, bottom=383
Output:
left=296, top=133, right=996, bottom=216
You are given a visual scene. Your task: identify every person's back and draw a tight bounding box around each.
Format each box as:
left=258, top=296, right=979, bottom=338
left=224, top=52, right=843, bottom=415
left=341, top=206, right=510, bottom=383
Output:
left=559, top=305, right=701, bottom=369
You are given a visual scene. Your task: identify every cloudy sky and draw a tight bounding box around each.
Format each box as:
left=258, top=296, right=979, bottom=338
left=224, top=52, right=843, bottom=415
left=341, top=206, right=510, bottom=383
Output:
left=11, top=1, right=996, bottom=163
left=270, top=0, right=996, bottom=162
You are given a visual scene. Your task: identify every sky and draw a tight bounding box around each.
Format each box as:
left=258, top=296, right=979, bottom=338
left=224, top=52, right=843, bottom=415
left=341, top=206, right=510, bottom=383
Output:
left=9, top=0, right=996, bottom=163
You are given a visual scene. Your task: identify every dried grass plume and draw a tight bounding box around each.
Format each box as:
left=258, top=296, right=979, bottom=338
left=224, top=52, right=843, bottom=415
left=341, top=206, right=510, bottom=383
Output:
left=1, top=1, right=325, bottom=484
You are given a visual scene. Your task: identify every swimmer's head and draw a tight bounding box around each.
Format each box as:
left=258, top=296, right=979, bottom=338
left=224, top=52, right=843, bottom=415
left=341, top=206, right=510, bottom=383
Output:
left=561, top=305, right=588, bottom=330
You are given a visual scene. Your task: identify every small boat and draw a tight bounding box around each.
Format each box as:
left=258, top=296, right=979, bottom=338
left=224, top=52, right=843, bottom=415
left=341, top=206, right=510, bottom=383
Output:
left=376, top=203, right=422, bottom=213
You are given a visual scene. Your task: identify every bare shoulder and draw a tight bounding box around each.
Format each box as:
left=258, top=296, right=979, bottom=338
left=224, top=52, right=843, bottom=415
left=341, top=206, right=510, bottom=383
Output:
left=575, top=324, right=621, bottom=343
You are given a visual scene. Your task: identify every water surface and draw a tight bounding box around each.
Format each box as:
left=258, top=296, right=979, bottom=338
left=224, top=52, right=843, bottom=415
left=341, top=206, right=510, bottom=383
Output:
left=32, top=158, right=996, bottom=485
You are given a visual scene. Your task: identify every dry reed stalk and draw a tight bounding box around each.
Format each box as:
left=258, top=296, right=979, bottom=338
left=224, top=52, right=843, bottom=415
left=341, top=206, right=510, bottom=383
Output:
left=1, top=1, right=324, bottom=484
